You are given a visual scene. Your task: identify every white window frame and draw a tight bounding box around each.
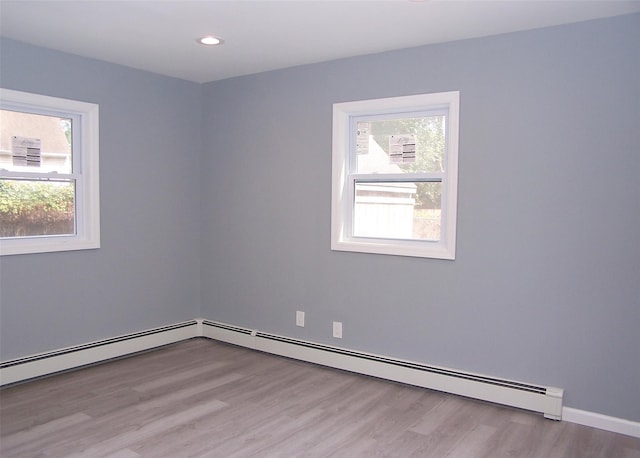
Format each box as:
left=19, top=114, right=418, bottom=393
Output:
left=331, top=91, right=459, bottom=259
left=0, top=89, right=100, bottom=256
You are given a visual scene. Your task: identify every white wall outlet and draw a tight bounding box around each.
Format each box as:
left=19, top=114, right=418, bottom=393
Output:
left=296, top=311, right=305, bottom=327
left=333, top=321, right=342, bottom=338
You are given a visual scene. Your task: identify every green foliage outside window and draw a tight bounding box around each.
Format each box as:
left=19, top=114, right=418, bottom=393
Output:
left=370, top=115, right=446, bottom=209
left=0, top=180, right=75, bottom=237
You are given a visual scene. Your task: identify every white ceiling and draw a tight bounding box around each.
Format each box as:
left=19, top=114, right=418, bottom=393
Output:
left=1, top=1, right=639, bottom=83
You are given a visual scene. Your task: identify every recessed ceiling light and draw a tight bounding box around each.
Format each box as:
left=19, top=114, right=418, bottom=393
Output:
left=197, top=36, right=224, bottom=46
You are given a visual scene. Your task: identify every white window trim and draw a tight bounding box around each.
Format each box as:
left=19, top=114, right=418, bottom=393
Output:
left=0, top=88, right=100, bottom=256
left=331, top=91, right=459, bottom=260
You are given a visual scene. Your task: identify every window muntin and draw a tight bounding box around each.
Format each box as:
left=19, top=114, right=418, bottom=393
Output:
left=332, top=91, right=459, bottom=259
left=0, top=89, right=99, bottom=256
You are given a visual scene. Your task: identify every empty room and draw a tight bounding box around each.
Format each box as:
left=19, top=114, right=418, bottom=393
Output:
left=0, top=1, right=639, bottom=456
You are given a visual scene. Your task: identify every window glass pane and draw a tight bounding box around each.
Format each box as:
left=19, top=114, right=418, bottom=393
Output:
left=0, top=179, right=75, bottom=237
left=356, top=115, right=445, bottom=174
left=0, top=109, right=72, bottom=174
left=353, top=181, right=441, bottom=241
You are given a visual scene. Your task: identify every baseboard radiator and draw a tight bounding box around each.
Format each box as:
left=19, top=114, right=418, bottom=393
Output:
left=0, top=320, right=199, bottom=386
left=202, top=320, right=564, bottom=420
left=0, top=318, right=562, bottom=421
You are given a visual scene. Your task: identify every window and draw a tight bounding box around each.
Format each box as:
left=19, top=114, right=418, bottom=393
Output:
left=0, top=89, right=99, bottom=256
left=331, top=91, right=459, bottom=259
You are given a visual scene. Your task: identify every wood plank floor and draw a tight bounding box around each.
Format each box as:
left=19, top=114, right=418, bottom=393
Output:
left=1, top=338, right=639, bottom=457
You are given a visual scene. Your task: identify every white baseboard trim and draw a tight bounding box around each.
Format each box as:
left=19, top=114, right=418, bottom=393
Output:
left=562, top=407, right=640, bottom=438
left=0, top=320, right=199, bottom=386
left=2, top=317, right=638, bottom=438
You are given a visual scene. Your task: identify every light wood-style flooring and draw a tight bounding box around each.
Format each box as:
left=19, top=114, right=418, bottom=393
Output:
left=1, top=338, right=639, bottom=457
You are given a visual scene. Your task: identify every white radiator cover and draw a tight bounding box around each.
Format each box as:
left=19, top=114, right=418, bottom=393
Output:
left=6, top=318, right=640, bottom=436
left=200, top=320, right=564, bottom=420
left=0, top=321, right=199, bottom=386
left=5, top=319, right=640, bottom=436
left=0, top=318, right=563, bottom=421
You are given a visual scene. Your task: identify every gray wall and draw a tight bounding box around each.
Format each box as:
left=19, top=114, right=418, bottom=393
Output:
left=0, top=39, right=203, bottom=358
left=201, top=14, right=640, bottom=421
left=1, top=14, right=638, bottom=422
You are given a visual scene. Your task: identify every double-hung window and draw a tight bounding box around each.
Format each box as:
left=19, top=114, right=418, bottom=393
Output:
left=0, top=89, right=100, bottom=256
left=331, top=91, right=459, bottom=259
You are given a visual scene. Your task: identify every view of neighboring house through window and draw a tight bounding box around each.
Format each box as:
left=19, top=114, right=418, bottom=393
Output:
left=0, top=89, right=100, bottom=256
left=332, top=91, right=459, bottom=259
left=0, top=110, right=75, bottom=237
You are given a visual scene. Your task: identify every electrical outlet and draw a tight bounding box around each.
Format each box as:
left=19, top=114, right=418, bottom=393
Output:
left=333, top=321, right=342, bottom=338
left=296, top=311, right=305, bottom=327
